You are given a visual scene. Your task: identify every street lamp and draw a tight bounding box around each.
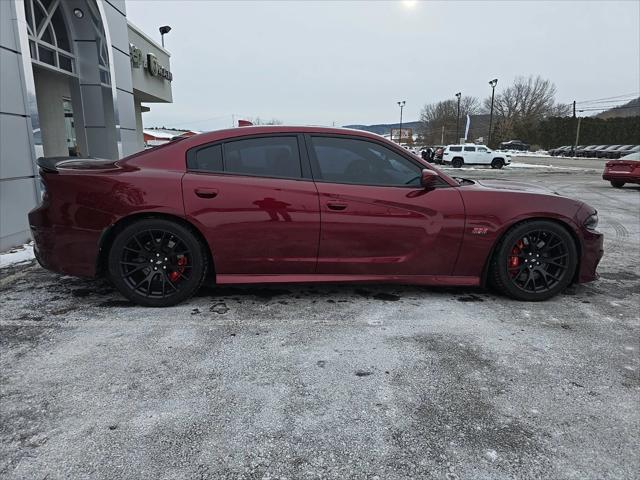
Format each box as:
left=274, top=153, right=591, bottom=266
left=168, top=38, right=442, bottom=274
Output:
left=397, top=100, right=406, bottom=144
left=454, top=92, right=461, bottom=144
left=488, top=78, right=498, bottom=147
left=159, top=25, right=172, bottom=47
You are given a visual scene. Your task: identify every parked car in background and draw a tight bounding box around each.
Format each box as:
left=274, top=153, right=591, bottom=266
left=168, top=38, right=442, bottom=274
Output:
left=499, top=140, right=529, bottom=151
left=549, top=145, right=570, bottom=156
left=575, top=145, right=600, bottom=157
left=443, top=144, right=511, bottom=168
left=602, top=152, right=640, bottom=188
left=608, top=145, right=639, bottom=159
left=596, top=145, right=622, bottom=158
left=28, top=126, right=602, bottom=306
left=583, top=145, right=610, bottom=158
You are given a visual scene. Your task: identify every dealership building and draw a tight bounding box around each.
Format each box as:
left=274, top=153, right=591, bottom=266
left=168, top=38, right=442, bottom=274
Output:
left=0, top=0, right=173, bottom=250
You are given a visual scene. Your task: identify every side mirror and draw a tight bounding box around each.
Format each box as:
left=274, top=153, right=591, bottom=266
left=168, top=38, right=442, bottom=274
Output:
left=420, top=169, right=439, bottom=188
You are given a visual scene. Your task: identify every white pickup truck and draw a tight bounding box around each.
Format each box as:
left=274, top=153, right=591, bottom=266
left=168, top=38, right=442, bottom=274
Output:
left=442, top=144, right=511, bottom=169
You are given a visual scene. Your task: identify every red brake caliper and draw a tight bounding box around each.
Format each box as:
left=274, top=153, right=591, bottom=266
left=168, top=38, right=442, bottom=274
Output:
left=509, top=240, right=524, bottom=275
left=169, top=255, right=187, bottom=282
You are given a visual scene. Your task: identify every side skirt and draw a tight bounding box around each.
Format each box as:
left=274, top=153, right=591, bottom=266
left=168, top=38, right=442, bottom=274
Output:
left=215, top=274, right=481, bottom=287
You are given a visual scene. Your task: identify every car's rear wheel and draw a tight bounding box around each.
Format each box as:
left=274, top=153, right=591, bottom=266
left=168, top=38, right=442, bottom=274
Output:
left=490, top=220, right=578, bottom=301
left=452, top=157, right=464, bottom=168
left=491, top=158, right=504, bottom=169
left=107, top=219, right=208, bottom=307
left=610, top=180, right=625, bottom=188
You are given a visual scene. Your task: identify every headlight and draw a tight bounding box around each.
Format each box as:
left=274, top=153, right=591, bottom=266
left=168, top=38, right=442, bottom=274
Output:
left=583, top=212, right=598, bottom=231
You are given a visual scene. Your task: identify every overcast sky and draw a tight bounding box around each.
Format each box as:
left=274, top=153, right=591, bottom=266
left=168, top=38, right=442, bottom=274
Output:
left=125, top=0, right=640, bottom=130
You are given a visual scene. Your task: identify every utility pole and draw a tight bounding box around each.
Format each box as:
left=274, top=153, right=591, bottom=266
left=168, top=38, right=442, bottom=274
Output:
left=573, top=116, right=582, bottom=157
left=455, top=92, right=462, bottom=143
left=441, top=125, right=445, bottom=145
left=573, top=100, right=576, bottom=118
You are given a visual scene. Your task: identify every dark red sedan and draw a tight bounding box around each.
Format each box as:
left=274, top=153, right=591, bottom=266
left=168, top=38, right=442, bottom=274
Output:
left=29, top=126, right=603, bottom=306
left=602, top=153, right=640, bottom=188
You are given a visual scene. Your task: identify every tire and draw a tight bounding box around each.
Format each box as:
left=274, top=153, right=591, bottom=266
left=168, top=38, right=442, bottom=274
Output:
left=107, top=219, right=208, bottom=307
left=452, top=157, right=464, bottom=168
left=490, top=220, right=578, bottom=301
left=610, top=180, right=625, bottom=188
left=491, top=158, right=504, bottom=169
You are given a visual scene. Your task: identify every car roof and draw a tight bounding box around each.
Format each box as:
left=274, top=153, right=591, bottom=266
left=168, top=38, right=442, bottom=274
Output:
left=176, top=125, right=386, bottom=148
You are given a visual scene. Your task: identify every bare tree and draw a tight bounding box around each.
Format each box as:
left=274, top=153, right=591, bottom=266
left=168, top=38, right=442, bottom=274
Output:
left=251, top=117, right=283, bottom=125
left=419, top=96, right=479, bottom=144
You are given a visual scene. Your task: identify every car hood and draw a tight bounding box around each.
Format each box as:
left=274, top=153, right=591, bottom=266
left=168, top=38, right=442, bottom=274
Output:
left=472, top=179, right=559, bottom=195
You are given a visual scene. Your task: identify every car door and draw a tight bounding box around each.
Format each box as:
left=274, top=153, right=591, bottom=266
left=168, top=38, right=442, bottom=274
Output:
left=476, top=146, right=491, bottom=164
left=463, top=146, right=477, bottom=164
left=182, top=134, right=320, bottom=275
left=306, top=135, right=465, bottom=276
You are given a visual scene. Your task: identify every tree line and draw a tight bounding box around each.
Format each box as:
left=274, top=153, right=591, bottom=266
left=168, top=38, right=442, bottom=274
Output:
left=418, top=75, right=637, bottom=148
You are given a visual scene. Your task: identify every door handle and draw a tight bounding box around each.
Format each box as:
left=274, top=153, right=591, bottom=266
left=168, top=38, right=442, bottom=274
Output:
left=327, top=201, right=347, bottom=211
left=194, top=188, right=218, bottom=199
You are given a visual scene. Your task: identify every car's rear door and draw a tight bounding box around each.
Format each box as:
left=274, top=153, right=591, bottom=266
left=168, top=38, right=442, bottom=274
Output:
left=463, top=146, right=477, bottom=164
left=306, top=134, right=465, bottom=276
left=182, top=134, right=320, bottom=275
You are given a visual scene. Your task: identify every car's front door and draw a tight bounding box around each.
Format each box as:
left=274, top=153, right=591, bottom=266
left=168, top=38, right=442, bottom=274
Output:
left=306, top=135, right=466, bottom=276
left=476, top=146, right=491, bottom=164
left=182, top=135, right=320, bottom=275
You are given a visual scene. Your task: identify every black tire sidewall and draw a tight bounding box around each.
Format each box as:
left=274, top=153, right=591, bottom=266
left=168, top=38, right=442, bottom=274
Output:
left=492, top=220, right=578, bottom=301
left=107, top=219, right=207, bottom=307
left=610, top=181, right=625, bottom=188
left=452, top=158, right=463, bottom=168
left=491, top=158, right=504, bottom=169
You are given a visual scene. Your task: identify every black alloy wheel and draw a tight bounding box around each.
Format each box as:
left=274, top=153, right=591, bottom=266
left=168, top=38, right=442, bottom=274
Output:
left=490, top=220, right=578, bottom=301
left=108, top=219, right=208, bottom=307
left=452, top=158, right=464, bottom=168
left=491, top=158, right=504, bottom=169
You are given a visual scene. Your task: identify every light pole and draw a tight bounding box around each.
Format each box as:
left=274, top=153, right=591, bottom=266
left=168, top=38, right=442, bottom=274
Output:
left=159, top=25, right=172, bottom=47
left=397, top=100, right=406, bottom=144
left=454, top=92, right=461, bottom=144
left=488, top=78, right=498, bottom=147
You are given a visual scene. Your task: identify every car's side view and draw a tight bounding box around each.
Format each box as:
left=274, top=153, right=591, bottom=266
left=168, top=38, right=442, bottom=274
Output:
left=442, top=144, right=511, bottom=169
left=29, top=127, right=603, bottom=307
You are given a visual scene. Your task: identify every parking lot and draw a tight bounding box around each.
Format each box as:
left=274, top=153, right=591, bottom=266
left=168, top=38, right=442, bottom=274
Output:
left=1, top=160, right=638, bottom=479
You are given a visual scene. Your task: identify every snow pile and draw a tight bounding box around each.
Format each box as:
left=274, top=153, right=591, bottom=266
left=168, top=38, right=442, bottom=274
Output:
left=0, top=242, right=35, bottom=269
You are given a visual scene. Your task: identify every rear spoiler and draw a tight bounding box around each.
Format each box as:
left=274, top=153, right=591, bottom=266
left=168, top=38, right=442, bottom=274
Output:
left=36, top=156, right=117, bottom=173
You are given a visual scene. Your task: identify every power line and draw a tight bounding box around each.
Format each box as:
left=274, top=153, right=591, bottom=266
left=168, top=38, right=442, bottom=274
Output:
left=578, top=104, right=639, bottom=112
left=575, top=92, right=639, bottom=105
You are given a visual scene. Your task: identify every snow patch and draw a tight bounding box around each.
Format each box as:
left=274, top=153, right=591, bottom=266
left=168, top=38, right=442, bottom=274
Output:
left=0, top=242, right=35, bottom=269
left=485, top=449, right=498, bottom=462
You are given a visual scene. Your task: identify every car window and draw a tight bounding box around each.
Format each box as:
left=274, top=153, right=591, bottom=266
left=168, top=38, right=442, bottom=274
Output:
left=311, top=136, right=422, bottom=187
left=477, top=147, right=487, bottom=152
left=187, top=144, right=223, bottom=172
left=223, top=136, right=302, bottom=179
left=449, top=146, right=462, bottom=152
left=464, top=146, right=475, bottom=152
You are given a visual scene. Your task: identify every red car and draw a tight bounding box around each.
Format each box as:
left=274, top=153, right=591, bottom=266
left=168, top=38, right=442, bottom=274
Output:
left=602, top=152, right=640, bottom=188
left=29, top=126, right=603, bottom=306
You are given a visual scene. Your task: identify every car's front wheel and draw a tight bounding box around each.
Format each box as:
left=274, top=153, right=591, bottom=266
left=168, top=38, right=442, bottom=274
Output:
left=452, top=158, right=464, bottom=168
left=610, top=180, right=625, bottom=188
left=491, top=158, right=504, bottom=169
left=107, top=219, right=208, bottom=307
left=490, top=220, right=578, bottom=301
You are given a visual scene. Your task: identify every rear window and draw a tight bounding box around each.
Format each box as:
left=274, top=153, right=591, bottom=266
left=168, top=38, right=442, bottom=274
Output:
left=223, top=137, right=302, bottom=179
left=449, top=146, right=462, bottom=152
left=464, top=146, right=475, bottom=152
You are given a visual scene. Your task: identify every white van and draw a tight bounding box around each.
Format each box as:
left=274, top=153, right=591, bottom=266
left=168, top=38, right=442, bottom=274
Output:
left=442, top=144, right=511, bottom=169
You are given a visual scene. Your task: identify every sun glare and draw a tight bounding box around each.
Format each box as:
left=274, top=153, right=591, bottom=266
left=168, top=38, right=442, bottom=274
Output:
left=402, top=0, right=418, bottom=8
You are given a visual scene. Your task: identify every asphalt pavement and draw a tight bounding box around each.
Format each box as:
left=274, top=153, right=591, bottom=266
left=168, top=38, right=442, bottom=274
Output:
left=1, top=161, right=638, bottom=480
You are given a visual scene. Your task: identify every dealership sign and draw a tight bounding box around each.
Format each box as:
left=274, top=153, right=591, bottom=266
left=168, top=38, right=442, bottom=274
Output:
left=129, top=44, right=173, bottom=82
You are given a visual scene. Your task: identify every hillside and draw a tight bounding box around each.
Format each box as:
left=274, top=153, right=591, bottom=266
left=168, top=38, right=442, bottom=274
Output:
left=595, top=97, right=640, bottom=119
left=343, top=121, right=423, bottom=136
